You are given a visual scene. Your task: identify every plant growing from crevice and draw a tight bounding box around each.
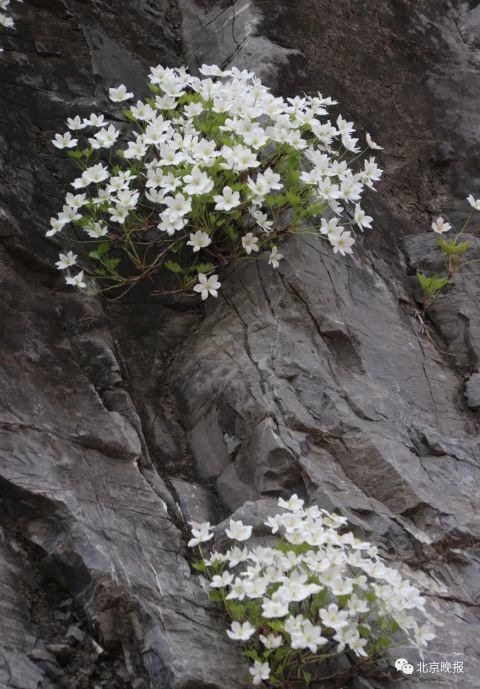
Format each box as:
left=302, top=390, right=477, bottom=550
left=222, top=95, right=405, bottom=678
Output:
left=189, top=495, right=437, bottom=688
left=48, top=64, right=382, bottom=299
left=416, top=199, right=479, bottom=310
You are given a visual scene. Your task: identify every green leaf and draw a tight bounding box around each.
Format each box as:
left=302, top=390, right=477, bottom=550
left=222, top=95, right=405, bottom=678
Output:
left=67, top=149, right=84, bottom=160
left=89, top=242, right=110, bottom=260
left=165, top=260, right=184, bottom=274
left=302, top=670, right=312, bottom=685
left=147, top=83, right=161, bottom=95
left=266, top=619, right=284, bottom=633
left=437, top=237, right=471, bottom=256
left=208, top=590, right=224, bottom=603
left=123, top=110, right=137, bottom=122
left=225, top=601, right=247, bottom=621
left=195, top=263, right=215, bottom=274
left=192, top=561, right=207, bottom=573
left=417, top=271, right=449, bottom=298
left=104, top=257, right=120, bottom=272
left=224, top=226, right=238, bottom=241
left=303, top=201, right=327, bottom=218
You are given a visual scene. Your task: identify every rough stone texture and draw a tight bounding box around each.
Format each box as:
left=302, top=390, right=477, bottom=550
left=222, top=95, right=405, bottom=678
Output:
left=1, top=1, right=480, bottom=689
left=465, top=374, right=480, bottom=411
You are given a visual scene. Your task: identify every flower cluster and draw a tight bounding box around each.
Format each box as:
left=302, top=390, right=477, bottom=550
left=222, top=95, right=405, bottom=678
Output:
left=190, top=495, right=436, bottom=687
left=417, top=194, right=479, bottom=309
left=49, top=64, right=382, bottom=299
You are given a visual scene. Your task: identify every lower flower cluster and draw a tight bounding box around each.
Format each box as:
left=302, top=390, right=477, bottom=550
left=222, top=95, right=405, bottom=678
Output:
left=189, top=495, right=437, bottom=687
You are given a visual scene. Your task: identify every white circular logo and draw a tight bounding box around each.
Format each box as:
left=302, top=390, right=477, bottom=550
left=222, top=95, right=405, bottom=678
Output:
left=395, top=658, right=414, bottom=675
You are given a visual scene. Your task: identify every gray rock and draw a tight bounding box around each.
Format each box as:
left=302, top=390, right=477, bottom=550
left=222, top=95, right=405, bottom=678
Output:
left=465, top=374, right=480, bottom=411
left=170, top=478, right=223, bottom=526
left=2, top=2, right=480, bottom=689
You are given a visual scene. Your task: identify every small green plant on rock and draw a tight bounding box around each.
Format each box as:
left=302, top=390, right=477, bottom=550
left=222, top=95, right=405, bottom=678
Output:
left=417, top=199, right=479, bottom=309
left=189, top=495, right=437, bottom=688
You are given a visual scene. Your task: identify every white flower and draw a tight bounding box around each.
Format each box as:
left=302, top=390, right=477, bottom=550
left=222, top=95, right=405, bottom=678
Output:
left=431, top=216, right=451, bottom=234
left=251, top=210, right=273, bottom=233
left=199, top=64, right=224, bottom=76
left=226, top=577, right=247, bottom=600
left=109, top=84, right=134, bottom=102
left=329, top=231, right=355, bottom=256
left=55, top=251, right=77, bottom=270
left=241, top=233, right=259, bottom=255
left=187, top=521, right=214, bottom=547
left=221, top=144, right=259, bottom=172
left=226, top=546, right=249, bottom=567
left=65, top=271, right=87, bottom=289
left=67, top=116, right=87, bottom=131
left=264, top=514, right=283, bottom=533
left=52, top=132, right=78, bottom=149
left=290, top=620, right=328, bottom=653
left=340, top=177, right=363, bottom=203
left=210, top=571, right=234, bottom=588
left=193, top=273, right=221, bottom=300
left=183, top=167, right=214, bottom=196
left=82, top=163, right=109, bottom=185
left=225, top=519, right=252, bottom=541
left=226, top=621, right=256, bottom=641
left=366, top=133, right=383, bottom=150
left=342, top=134, right=360, bottom=153
left=58, top=205, right=81, bottom=224
left=0, top=13, right=14, bottom=28
left=204, top=551, right=227, bottom=567
left=259, top=634, right=283, bottom=650
left=249, top=661, right=270, bottom=686
left=129, top=100, right=156, bottom=121
left=244, top=577, right=268, bottom=598
left=65, top=193, right=87, bottom=209
left=83, top=113, right=106, bottom=128
left=414, top=625, right=436, bottom=649
left=320, top=218, right=342, bottom=235
left=261, top=599, right=289, bottom=618
left=90, top=124, right=119, bottom=149
left=467, top=194, right=480, bottom=210
left=46, top=216, right=67, bottom=237
left=163, top=193, right=192, bottom=217
left=278, top=495, right=304, bottom=512
left=320, top=603, right=349, bottom=630
left=318, top=179, right=341, bottom=201
left=213, top=186, right=241, bottom=211
left=187, top=231, right=211, bottom=252
left=353, top=204, right=373, bottom=230
left=268, top=245, right=283, bottom=269
left=85, top=222, right=108, bottom=239
left=275, top=579, right=315, bottom=604
left=362, top=157, right=382, bottom=187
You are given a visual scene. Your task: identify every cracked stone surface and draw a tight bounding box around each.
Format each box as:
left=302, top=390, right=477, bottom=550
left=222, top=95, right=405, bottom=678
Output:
left=1, top=1, right=480, bottom=688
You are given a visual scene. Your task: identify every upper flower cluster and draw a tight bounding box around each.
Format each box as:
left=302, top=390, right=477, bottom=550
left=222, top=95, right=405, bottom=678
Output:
left=190, top=495, right=437, bottom=687
left=49, top=64, right=382, bottom=298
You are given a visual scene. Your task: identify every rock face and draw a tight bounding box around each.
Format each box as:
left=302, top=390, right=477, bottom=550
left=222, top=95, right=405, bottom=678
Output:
left=1, top=1, right=480, bottom=689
